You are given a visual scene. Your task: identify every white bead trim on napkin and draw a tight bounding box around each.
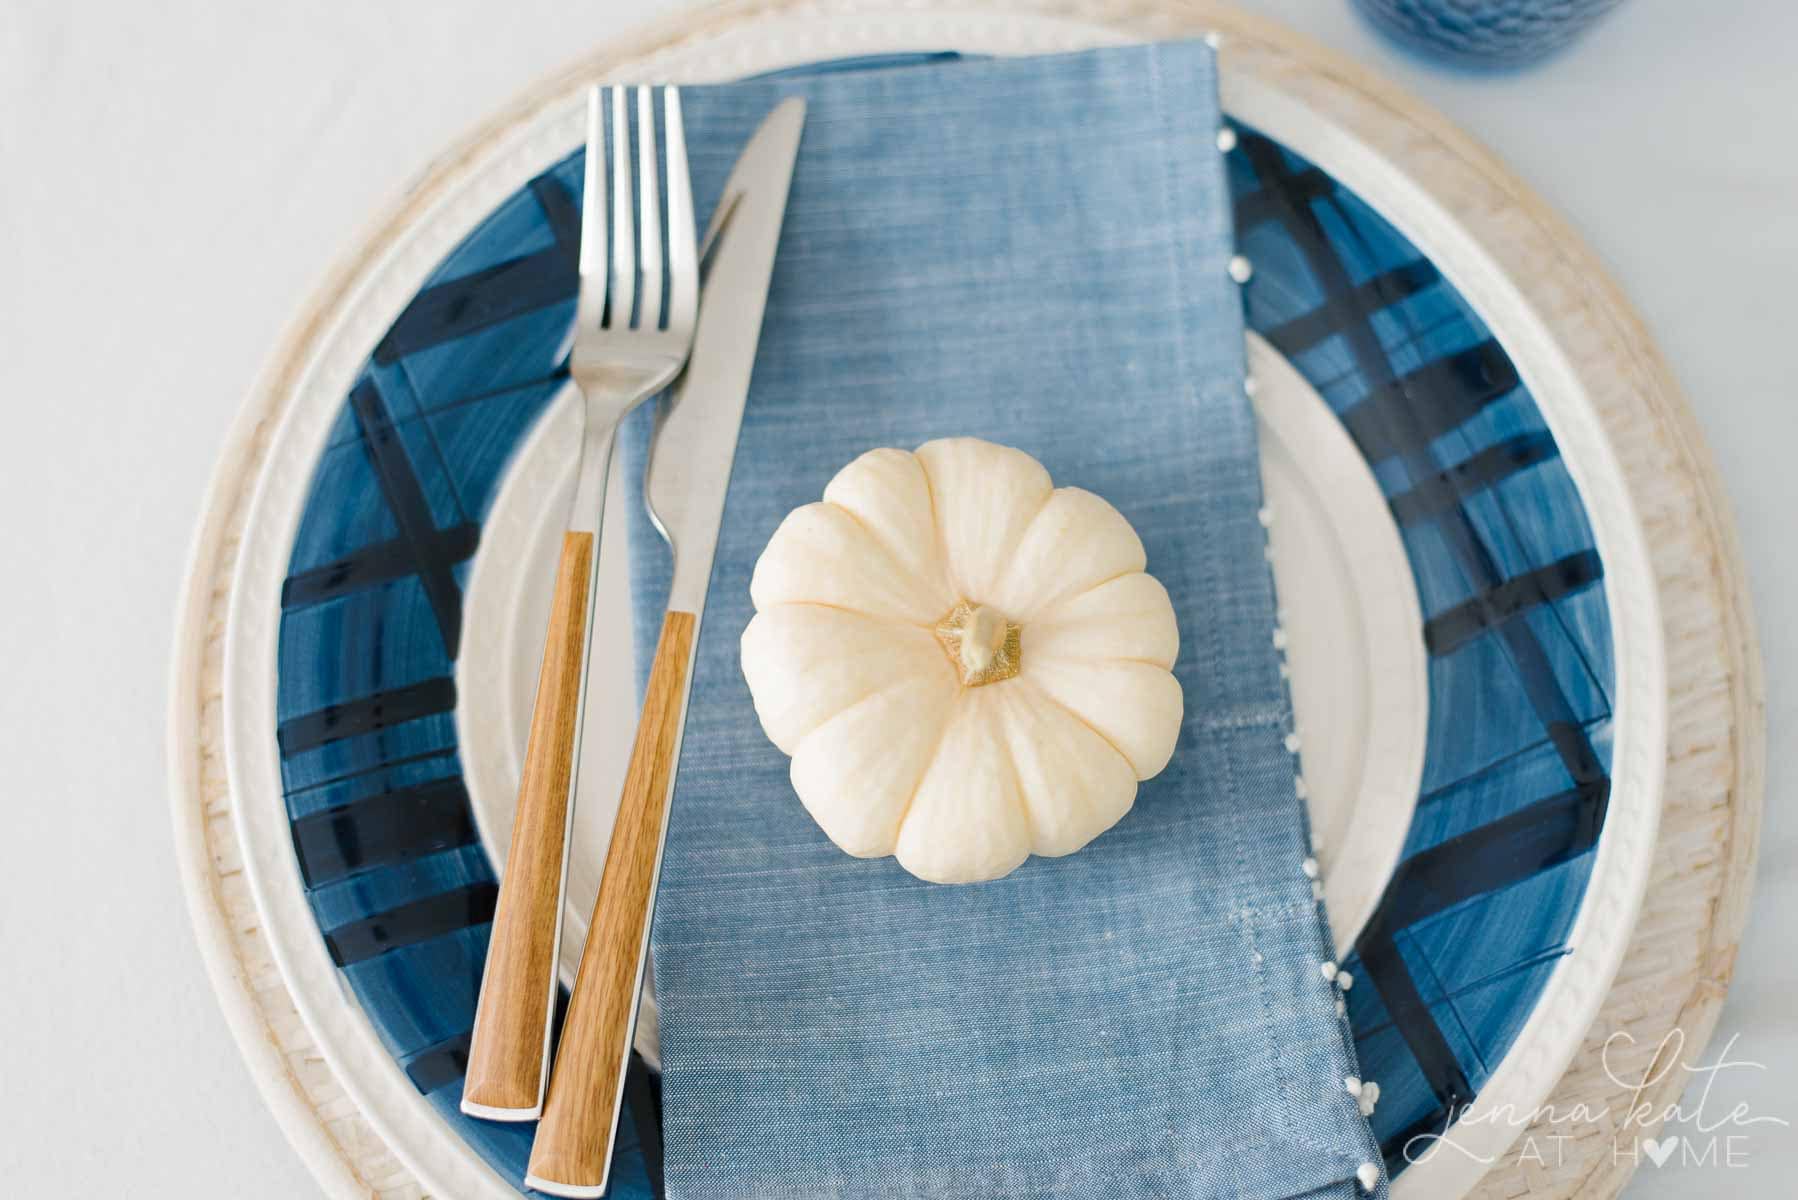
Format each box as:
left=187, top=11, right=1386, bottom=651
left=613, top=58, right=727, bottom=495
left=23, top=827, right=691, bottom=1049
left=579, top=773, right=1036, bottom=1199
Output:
left=1235, top=179, right=1384, bottom=1195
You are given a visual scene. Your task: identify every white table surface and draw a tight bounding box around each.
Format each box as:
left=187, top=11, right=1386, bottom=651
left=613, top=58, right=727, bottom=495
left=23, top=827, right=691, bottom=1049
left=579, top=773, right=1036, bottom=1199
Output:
left=1, top=1, right=1790, bottom=1195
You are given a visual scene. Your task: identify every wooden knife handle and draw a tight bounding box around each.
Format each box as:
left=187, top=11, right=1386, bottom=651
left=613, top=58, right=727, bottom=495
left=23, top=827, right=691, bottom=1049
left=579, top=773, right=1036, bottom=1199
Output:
left=462, top=532, right=594, bottom=1120
left=528, top=609, right=697, bottom=1196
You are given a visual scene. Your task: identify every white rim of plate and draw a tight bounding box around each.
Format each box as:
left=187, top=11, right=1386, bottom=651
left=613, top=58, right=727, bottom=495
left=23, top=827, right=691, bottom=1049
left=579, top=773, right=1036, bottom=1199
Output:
left=168, top=5, right=1740, bottom=1199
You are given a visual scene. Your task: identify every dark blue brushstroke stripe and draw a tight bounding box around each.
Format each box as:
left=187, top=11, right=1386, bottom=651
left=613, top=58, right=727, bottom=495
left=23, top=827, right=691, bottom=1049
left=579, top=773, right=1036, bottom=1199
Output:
left=1357, top=934, right=1475, bottom=1118
left=372, top=247, right=576, bottom=366
left=1388, top=433, right=1558, bottom=526
left=373, top=163, right=578, bottom=369
left=1263, top=260, right=1441, bottom=354
left=291, top=775, right=478, bottom=886
left=1340, top=340, right=1519, bottom=463
left=1424, top=551, right=1604, bottom=657
left=405, top=1030, right=473, bottom=1093
left=285, top=746, right=461, bottom=799
left=1432, top=507, right=1606, bottom=786
left=1356, top=778, right=1611, bottom=1142
left=323, top=882, right=499, bottom=967
left=348, top=379, right=466, bottom=657
left=277, top=677, right=458, bottom=757
left=1365, top=779, right=1610, bottom=935
left=530, top=174, right=582, bottom=262
left=281, top=523, right=480, bottom=610
left=1234, top=165, right=1333, bottom=231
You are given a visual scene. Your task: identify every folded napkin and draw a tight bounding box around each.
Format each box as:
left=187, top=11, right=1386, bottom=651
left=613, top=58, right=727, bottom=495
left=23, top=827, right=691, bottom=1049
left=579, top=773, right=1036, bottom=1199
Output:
left=620, top=44, right=1385, bottom=1200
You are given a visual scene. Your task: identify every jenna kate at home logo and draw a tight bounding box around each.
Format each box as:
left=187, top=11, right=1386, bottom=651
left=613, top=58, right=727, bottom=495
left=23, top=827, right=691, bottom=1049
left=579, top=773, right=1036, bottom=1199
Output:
left=1401, top=1031, right=1789, bottom=1171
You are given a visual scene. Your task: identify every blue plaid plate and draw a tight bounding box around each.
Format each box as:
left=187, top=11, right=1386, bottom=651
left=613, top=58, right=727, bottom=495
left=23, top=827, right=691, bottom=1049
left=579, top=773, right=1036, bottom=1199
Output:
left=264, top=59, right=1616, bottom=1197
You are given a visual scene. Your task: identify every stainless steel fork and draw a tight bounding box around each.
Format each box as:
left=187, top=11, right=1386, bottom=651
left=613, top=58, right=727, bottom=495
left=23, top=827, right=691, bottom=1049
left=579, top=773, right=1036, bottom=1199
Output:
left=461, top=83, right=697, bottom=1123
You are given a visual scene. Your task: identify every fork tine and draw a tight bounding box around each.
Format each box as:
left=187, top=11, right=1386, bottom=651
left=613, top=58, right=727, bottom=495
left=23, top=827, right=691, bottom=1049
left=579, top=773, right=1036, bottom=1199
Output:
left=663, top=86, right=698, bottom=337
left=576, top=87, right=606, bottom=328
left=607, top=85, right=636, bottom=330
left=634, top=87, right=663, bottom=331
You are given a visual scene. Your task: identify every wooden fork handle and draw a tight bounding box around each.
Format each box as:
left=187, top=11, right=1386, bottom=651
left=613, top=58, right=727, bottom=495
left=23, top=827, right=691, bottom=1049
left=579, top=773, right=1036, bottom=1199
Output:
left=461, top=532, right=594, bottom=1120
left=527, top=609, right=697, bottom=1197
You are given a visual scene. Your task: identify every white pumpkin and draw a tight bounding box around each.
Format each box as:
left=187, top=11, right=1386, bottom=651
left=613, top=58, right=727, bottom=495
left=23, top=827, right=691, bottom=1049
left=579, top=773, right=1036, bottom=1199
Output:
left=739, top=437, right=1184, bottom=884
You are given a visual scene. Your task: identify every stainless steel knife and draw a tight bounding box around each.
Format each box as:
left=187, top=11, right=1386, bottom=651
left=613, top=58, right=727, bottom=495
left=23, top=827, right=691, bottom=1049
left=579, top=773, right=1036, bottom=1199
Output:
left=525, top=95, right=806, bottom=1199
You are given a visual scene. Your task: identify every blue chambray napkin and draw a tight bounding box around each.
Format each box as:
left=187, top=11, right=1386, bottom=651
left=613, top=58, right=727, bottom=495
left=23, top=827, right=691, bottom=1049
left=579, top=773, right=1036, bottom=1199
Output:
left=620, top=43, right=1387, bottom=1200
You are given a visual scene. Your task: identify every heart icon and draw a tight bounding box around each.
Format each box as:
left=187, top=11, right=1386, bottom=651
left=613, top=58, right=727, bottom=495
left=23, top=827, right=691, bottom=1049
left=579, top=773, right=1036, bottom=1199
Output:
left=1641, top=1136, right=1679, bottom=1168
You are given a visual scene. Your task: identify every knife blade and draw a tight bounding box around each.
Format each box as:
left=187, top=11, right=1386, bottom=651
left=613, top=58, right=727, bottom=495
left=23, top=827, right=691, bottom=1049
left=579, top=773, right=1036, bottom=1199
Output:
left=525, top=95, right=806, bottom=1199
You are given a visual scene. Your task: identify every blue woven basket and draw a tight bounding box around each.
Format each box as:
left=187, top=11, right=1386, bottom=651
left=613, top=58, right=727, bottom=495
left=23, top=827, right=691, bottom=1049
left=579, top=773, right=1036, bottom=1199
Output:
left=1354, top=0, right=1625, bottom=67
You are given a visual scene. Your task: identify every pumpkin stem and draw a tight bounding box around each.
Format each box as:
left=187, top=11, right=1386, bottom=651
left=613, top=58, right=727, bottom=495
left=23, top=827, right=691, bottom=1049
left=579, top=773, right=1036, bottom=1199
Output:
left=934, top=602, right=1022, bottom=687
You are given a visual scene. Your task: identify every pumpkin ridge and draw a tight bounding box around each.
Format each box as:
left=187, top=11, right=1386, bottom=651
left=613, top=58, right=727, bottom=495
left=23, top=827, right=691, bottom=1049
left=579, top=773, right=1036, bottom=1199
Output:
left=1027, top=584, right=1164, bottom=628
left=1012, top=676, right=1139, bottom=780
left=1013, top=563, right=1142, bottom=624
left=982, top=482, right=1061, bottom=609
left=1032, top=652, right=1174, bottom=670
left=988, top=486, right=1143, bottom=619
left=891, top=688, right=968, bottom=854
left=790, top=673, right=959, bottom=855
left=752, top=501, right=948, bottom=624
left=760, top=597, right=934, bottom=632
left=784, top=662, right=955, bottom=749
left=914, top=440, right=1055, bottom=600
left=978, top=689, right=1040, bottom=859
left=1028, top=572, right=1179, bottom=618
left=822, top=494, right=955, bottom=614
left=913, top=449, right=962, bottom=601
left=740, top=606, right=951, bottom=752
